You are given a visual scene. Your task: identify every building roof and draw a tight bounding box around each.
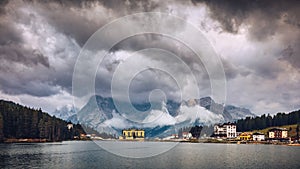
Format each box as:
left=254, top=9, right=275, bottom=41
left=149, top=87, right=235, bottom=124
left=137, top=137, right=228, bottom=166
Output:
left=253, top=132, right=264, bottom=135
left=239, top=132, right=252, bottom=136
left=268, top=128, right=288, bottom=132
left=122, top=128, right=144, bottom=132
left=215, top=122, right=236, bottom=127
left=223, top=122, right=236, bottom=125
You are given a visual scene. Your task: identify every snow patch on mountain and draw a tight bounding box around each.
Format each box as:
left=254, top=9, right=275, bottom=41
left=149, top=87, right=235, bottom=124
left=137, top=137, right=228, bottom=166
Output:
left=142, top=109, right=176, bottom=127
left=95, top=103, right=223, bottom=130
left=51, top=104, right=78, bottom=122
left=103, top=111, right=134, bottom=129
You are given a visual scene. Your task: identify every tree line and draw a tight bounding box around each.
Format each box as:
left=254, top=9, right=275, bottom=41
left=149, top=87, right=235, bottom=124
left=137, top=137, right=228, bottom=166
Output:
left=236, top=109, right=300, bottom=132
left=0, top=100, right=86, bottom=142
left=177, top=125, right=214, bottom=139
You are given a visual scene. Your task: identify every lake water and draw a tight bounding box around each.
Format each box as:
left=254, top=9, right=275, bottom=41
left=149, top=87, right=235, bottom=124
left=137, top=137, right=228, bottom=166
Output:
left=1, top=141, right=300, bottom=169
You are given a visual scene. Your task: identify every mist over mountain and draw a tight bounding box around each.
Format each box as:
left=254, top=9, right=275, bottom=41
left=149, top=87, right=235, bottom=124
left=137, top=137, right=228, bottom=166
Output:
left=51, top=105, right=78, bottom=123
left=62, top=95, right=255, bottom=138
left=198, top=97, right=255, bottom=121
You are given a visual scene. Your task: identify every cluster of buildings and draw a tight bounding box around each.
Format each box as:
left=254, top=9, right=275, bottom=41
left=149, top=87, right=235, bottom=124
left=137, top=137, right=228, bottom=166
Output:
left=162, top=132, right=193, bottom=140
left=213, top=123, right=289, bottom=142
left=119, top=129, right=195, bottom=141
left=238, top=132, right=265, bottom=141
left=117, top=124, right=291, bottom=142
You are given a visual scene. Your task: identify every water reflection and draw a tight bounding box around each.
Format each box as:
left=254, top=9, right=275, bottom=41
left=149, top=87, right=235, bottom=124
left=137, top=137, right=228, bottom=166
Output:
left=0, top=141, right=300, bottom=169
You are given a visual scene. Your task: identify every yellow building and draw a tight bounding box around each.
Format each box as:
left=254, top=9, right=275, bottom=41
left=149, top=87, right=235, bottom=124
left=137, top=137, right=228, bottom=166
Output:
left=238, top=132, right=252, bottom=141
left=120, top=129, right=145, bottom=140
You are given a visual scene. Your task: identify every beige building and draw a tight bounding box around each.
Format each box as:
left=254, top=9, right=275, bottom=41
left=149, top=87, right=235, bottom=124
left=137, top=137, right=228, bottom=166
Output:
left=268, top=128, right=288, bottom=139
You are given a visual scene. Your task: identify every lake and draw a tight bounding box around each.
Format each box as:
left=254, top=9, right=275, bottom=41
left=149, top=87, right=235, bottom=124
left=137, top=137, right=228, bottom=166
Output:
left=0, top=141, right=299, bottom=169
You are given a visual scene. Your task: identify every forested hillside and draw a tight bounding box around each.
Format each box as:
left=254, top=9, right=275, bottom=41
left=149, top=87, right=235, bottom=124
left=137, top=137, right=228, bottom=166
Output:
left=236, top=109, right=300, bottom=132
left=0, top=100, right=86, bottom=142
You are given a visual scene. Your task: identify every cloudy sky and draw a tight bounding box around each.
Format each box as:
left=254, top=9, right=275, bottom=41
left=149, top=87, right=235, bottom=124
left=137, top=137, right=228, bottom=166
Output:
left=0, top=0, right=299, bottom=115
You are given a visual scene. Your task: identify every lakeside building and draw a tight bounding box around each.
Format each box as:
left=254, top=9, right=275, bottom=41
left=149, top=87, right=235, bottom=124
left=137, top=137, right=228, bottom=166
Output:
left=182, top=132, right=192, bottom=139
left=213, top=122, right=237, bottom=138
left=119, top=129, right=145, bottom=140
left=252, top=132, right=265, bottom=141
left=172, top=134, right=179, bottom=139
left=67, top=123, right=73, bottom=130
left=268, top=128, right=288, bottom=140
left=238, top=132, right=252, bottom=141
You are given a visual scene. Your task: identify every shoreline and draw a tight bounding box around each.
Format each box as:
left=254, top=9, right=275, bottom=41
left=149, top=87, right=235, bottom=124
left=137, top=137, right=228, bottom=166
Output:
left=2, top=138, right=49, bottom=143
left=1, top=138, right=80, bottom=143
left=2, top=138, right=300, bottom=146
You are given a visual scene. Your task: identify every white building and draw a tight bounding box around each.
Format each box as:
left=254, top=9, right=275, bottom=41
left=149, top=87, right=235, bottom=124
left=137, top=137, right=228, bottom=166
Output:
left=67, top=123, right=73, bottom=130
left=214, top=123, right=237, bottom=138
left=252, top=132, right=265, bottom=141
left=182, top=132, right=192, bottom=139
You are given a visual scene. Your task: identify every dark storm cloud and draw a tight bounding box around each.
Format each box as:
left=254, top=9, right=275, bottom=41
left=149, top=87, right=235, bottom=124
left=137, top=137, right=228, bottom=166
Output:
left=42, top=10, right=100, bottom=47
left=26, top=0, right=159, bottom=10
left=0, top=21, right=49, bottom=69
left=105, top=34, right=214, bottom=95
left=192, top=0, right=300, bottom=40
left=0, top=21, right=22, bottom=45
left=0, top=0, right=188, bottom=54
left=19, top=1, right=104, bottom=47
left=192, top=0, right=300, bottom=73
left=0, top=44, right=50, bottom=68
left=221, top=58, right=244, bottom=79
left=0, top=2, right=50, bottom=70
left=279, top=44, right=300, bottom=69
left=0, top=0, right=9, bottom=15
left=277, top=41, right=300, bottom=70
left=110, top=34, right=249, bottom=84
left=20, top=0, right=162, bottom=47
left=0, top=0, right=299, bottom=114
left=110, top=34, right=198, bottom=63
left=99, top=0, right=160, bottom=12
left=0, top=76, right=60, bottom=97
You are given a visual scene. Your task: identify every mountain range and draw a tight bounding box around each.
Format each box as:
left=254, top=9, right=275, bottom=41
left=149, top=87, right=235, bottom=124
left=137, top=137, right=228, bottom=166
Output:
left=52, top=95, right=255, bottom=138
left=51, top=104, right=78, bottom=123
